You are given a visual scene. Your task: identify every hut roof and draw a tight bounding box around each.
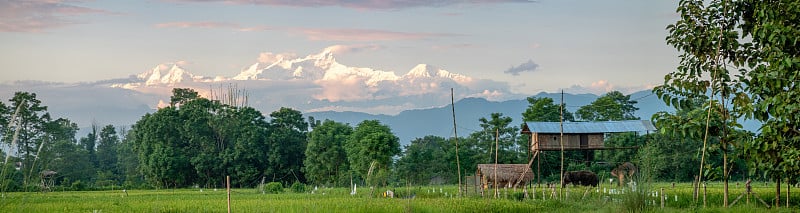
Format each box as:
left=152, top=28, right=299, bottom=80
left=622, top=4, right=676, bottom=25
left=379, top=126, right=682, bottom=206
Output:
left=523, top=120, right=656, bottom=134
left=476, top=164, right=534, bottom=183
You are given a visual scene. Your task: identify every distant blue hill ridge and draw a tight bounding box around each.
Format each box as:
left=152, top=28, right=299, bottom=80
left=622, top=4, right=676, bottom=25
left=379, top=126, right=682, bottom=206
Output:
left=306, top=90, right=762, bottom=146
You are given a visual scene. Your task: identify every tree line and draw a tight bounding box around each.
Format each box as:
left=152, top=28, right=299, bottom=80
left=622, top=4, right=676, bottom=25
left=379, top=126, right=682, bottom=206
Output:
left=1, top=87, right=737, bottom=192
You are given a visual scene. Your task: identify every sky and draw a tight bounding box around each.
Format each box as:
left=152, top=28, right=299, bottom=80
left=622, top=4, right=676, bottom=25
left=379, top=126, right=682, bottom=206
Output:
left=0, top=0, right=680, bottom=96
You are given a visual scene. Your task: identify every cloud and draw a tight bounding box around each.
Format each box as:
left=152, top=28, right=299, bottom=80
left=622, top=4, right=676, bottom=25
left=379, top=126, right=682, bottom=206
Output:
left=168, top=0, right=535, bottom=10
left=431, top=44, right=474, bottom=50
left=503, top=59, right=539, bottom=76
left=323, top=44, right=384, bottom=55
left=155, top=21, right=240, bottom=29
left=257, top=52, right=296, bottom=64
left=151, top=21, right=449, bottom=42
left=294, top=28, right=455, bottom=41
left=0, top=1, right=107, bottom=32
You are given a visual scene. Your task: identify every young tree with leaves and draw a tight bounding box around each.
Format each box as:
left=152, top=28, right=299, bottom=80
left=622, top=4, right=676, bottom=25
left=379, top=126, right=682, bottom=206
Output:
left=266, top=107, right=308, bottom=184
left=576, top=91, right=638, bottom=122
left=657, top=0, right=753, bottom=206
left=345, top=120, right=400, bottom=187
left=304, top=120, right=352, bottom=186
left=739, top=0, right=800, bottom=207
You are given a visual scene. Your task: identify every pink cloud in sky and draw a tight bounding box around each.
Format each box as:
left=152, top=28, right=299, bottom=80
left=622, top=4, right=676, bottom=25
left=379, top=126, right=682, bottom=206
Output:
left=323, top=44, right=384, bottom=55
left=0, top=1, right=106, bottom=32
left=295, top=28, right=454, bottom=41
left=257, top=52, right=296, bottom=64
left=155, top=21, right=241, bottom=29
left=168, top=0, right=534, bottom=10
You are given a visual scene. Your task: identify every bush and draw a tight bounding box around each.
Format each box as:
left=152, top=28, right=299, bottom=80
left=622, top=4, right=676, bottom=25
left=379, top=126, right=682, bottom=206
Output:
left=290, top=182, right=306, bottom=193
left=71, top=180, right=86, bottom=191
left=263, top=182, right=283, bottom=194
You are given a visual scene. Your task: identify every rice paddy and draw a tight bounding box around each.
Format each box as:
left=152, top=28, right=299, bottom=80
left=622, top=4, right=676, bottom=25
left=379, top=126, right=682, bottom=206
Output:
left=0, top=182, right=798, bottom=212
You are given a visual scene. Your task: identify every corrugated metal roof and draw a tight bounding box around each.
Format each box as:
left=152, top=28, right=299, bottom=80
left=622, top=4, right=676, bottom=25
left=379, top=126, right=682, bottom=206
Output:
left=524, top=120, right=656, bottom=134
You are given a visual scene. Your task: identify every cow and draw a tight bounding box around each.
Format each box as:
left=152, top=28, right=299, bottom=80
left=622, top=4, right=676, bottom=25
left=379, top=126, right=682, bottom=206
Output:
left=563, top=170, right=599, bottom=187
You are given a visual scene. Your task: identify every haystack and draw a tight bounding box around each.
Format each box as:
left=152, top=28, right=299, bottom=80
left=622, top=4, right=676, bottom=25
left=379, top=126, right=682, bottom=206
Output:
left=476, top=164, right=533, bottom=189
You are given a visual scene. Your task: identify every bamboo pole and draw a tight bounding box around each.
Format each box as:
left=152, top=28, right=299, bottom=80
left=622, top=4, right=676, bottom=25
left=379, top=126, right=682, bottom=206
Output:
left=559, top=90, right=564, bottom=198
left=451, top=88, right=462, bottom=197
left=494, top=129, right=499, bottom=199
left=227, top=176, right=231, bottom=213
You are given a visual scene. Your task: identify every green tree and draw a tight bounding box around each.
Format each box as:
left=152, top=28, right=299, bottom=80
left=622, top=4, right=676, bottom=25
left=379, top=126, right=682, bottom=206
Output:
left=117, top=127, right=144, bottom=188
left=303, top=120, right=352, bottom=186
left=345, top=120, right=400, bottom=186
left=96, top=125, right=119, bottom=185
left=396, top=136, right=452, bottom=185
left=266, top=107, right=308, bottom=184
left=133, top=88, right=276, bottom=188
left=739, top=0, right=800, bottom=207
left=79, top=123, right=98, bottom=169
left=474, top=113, right=523, bottom=164
left=522, top=97, right=574, bottom=122
left=576, top=91, right=639, bottom=121
left=37, top=118, right=92, bottom=189
left=170, top=88, right=200, bottom=107
left=3, top=92, right=52, bottom=187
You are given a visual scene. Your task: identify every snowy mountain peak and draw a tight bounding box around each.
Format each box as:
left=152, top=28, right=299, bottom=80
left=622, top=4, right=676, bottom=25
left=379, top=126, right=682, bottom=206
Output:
left=309, top=49, right=337, bottom=69
left=233, top=63, right=263, bottom=80
left=404, top=64, right=471, bottom=82
left=406, top=64, right=439, bottom=78
left=136, top=63, right=198, bottom=86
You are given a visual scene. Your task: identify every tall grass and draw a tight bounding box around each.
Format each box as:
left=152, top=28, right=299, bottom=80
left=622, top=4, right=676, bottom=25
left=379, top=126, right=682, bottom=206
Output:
left=0, top=184, right=796, bottom=212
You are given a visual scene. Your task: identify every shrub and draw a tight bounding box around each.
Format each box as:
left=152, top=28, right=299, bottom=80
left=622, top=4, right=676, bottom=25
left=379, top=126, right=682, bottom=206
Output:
left=71, top=180, right=86, bottom=191
left=263, top=182, right=283, bottom=194
left=290, top=181, right=306, bottom=193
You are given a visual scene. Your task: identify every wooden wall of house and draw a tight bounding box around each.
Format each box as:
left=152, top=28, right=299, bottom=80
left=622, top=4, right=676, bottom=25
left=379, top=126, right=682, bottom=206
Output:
left=532, top=133, right=604, bottom=150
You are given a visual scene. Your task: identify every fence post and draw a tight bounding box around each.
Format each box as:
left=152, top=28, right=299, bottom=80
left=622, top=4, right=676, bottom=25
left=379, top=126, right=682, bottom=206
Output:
left=661, top=187, right=664, bottom=209
left=703, top=183, right=707, bottom=208
left=227, top=176, right=231, bottom=213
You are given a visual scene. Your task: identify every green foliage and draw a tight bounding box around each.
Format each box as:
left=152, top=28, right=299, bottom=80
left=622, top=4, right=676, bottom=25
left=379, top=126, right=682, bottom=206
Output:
left=169, top=88, right=200, bottom=107
left=70, top=180, right=86, bottom=191
left=576, top=91, right=639, bottom=121
left=304, top=120, right=352, bottom=186
left=345, top=120, right=400, bottom=185
left=132, top=88, right=273, bottom=188
left=739, top=0, right=800, bottom=188
left=263, top=182, right=284, bottom=194
left=522, top=97, right=573, bottom=122
left=266, top=107, right=309, bottom=184
left=472, top=113, right=523, bottom=165
left=395, top=136, right=454, bottom=185
left=596, top=133, right=645, bottom=165
left=636, top=133, right=701, bottom=182
left=659, top=0, right=756, bottom=206
left=290, top=181, right=306, bottom=193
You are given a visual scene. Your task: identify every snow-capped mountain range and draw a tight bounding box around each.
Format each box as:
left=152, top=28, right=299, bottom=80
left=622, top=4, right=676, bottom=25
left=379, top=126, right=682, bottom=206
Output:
left=115, top=48, right=474, bottom=92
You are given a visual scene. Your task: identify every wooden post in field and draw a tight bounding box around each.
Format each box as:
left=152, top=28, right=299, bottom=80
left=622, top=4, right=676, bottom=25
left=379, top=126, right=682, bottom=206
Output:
left=661, top=187, right=665, bottom=209
left=559, top=90, right=565, bottom=199
left=703, top=183, right=707, bottom=208
left=227, top=176, right=231, bottom=213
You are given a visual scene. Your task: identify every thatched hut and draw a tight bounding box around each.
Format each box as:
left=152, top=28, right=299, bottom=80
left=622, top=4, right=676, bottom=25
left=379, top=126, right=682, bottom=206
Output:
left=476, top=164, right=533, bottom=190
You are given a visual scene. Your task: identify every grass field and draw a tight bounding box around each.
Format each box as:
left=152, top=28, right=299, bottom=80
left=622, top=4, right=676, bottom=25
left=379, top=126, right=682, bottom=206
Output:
left=1, top=182, right=798, bottom=212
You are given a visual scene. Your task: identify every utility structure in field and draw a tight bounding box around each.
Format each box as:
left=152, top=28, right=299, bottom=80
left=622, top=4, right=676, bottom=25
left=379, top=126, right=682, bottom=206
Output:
left=520, top=120, right=656, bottom=186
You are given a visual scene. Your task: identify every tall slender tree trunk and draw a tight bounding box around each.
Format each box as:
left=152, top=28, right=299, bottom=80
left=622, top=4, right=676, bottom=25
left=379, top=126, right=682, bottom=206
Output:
left=723, top=151, right=728, bottom=207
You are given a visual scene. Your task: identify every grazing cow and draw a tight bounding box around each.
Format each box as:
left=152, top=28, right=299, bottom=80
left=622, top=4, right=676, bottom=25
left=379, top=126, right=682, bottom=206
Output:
left=563, top=170, right=599, bottom=187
